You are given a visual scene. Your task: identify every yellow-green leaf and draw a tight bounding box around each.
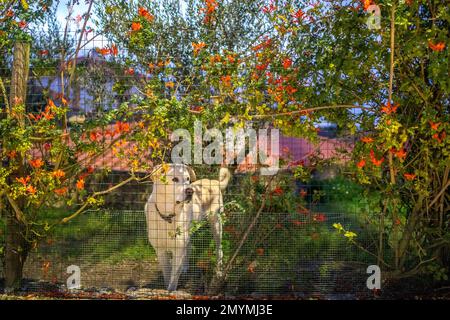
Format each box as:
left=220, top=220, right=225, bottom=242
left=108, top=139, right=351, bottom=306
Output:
left=21, top=0, right=29, bottom=10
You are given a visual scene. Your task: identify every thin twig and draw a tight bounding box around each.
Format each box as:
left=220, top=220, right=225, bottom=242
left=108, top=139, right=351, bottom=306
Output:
left=249, top=105, right=371, bottom=119
left=429, top=180, right=450, bottom=209
left=58, top=168, right=158, bottom=224
left=222, top=175, right=275, bottom=277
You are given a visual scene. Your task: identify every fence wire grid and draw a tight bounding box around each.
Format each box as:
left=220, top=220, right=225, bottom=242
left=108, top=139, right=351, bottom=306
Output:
left=0, top=33, right=379, bottom=299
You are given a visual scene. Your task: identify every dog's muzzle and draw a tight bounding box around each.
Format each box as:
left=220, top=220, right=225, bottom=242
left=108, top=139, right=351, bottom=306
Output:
left=185, top=187, right=193, bottom=201
left=175, top=187, right=193, bottom=204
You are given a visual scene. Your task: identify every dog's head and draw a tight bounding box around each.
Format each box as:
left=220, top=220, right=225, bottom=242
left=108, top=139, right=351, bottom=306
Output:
left=151, top=164, right=196, bottom=203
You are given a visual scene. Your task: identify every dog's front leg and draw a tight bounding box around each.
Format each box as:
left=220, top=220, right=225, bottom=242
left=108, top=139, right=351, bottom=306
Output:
left=156, top=249, right=171, bottom=288
left=167, top=246, right=188, bottom=292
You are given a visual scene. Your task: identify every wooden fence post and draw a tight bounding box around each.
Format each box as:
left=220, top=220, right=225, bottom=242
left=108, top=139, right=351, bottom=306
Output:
left=4, top=42, right=31, bottom=292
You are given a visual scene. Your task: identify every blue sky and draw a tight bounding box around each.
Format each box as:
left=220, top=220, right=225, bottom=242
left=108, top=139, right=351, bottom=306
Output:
left=56, top=1, right=92, bottom=28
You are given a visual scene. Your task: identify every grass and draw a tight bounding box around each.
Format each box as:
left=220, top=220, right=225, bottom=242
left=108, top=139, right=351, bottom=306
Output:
left=24, top=209, right=156, bottom=264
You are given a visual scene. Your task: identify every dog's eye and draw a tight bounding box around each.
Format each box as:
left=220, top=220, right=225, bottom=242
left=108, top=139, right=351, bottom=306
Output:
left=172, top=177, right=179, bottom=183
left=186, top=177, right=190, bottom=181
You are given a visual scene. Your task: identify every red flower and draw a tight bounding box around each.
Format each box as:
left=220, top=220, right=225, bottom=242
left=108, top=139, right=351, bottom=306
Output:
left=432, top=133, right=439, bottom=141
left=16, top=176, right=31, bottom=186
left=361, top=137, right=374, bottom=143
left=192, top=42, right=206, bottom=56
left=200, top=0, right=218, bottom=24
left=357, top=159, right=366, bottom=168
left=47, top=99, right=57, bottom=110
left=26, top=185, right=37, bottom=195
left=369, top=150, right=384, bottom=167
left=256, top=62, right=269, bottom=71
left=272, top=186, right=283, bottom=195
left=125, top=67, right=135, bottom=75
left=200, top=0, right=218, bottom=14
left=98, top=45, right=118, bottom=57
left=190, top=106, right=203, bottom=113
left=404, top=173, right=416, bottom=181
left=165, top=82, right=176, bottom=90
left=104, top=129, right=115, bottom=137
left=433, top=131, right=446, bottom=143
left=76, top=179, right=85, bottom=190
left=42, top=108, right=54, bottom=120
left=115, top=121, right=131, bottom=134
left=381, top=102, right=398, bottom=115
left=97, top=47, right=110, bottom=56
left=262, top=3, right=277, bottom=14
left=54, top=187, right=68, bottom=195
left=227, top=54, right=236, bottom=63
left=282, top=58, right=292, bottom=69
left=284, top=85, right=297, bottom=95
left=428, top=41, right=445, bottom=52
left=256, top=248, right=264, bottom=256
left=18, top=21, right=27, bottom=29
left=30, top=158, right=44, bottom=169
left=52, top=170, right=65, bottom=179
left=362, top=0, right=373, bottom=11
left=110, top=44, right=118, bottom=56
left=221, top=75, right=232, bottom=87
left=8, top=150, right=17, bottom=159
left=138, top=7, right=154, bottom=22
left=131, top=22, right=142, bottom=31
left=293, top=9, right=305, bottom=22
left=313, top=213, right=326, bottom=222
left=89, top=131, right=99, bottom=142
left=395, top=149, right=407, bottom=160
left=429, top=121, right=441, bottom=131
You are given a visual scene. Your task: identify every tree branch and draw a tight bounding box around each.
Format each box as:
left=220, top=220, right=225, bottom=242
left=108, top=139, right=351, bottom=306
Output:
left=222, top=175, right=275, bottom=278
left=429, top=180, right=450, bottom=209
left=5, top=193, right=26, bottom=224
left=248, top=105, right=371, bottom=119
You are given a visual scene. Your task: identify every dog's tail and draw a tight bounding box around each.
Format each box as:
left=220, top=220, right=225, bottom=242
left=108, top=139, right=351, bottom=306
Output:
left=219, top=167, right=231, bottom=191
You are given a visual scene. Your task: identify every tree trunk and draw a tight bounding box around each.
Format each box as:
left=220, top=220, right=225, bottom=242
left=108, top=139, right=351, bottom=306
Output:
left=4, top=42, right=31, bottom=292
left=397, top=195, right=424, bottom=271
left=4, top=214, right=29, bottom=292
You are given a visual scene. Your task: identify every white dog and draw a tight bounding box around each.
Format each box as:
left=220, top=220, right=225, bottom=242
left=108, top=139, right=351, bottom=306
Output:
left=145, top=164, right=231, bottom=291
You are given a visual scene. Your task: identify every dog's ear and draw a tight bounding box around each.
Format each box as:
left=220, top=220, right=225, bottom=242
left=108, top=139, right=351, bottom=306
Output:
left=150, top=164, right=169, bottom=181
left=186, top=166, right=197, bottom=182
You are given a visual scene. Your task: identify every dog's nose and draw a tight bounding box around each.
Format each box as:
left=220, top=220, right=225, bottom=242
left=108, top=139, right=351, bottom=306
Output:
left=185, top=187, right=193, bottom=196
